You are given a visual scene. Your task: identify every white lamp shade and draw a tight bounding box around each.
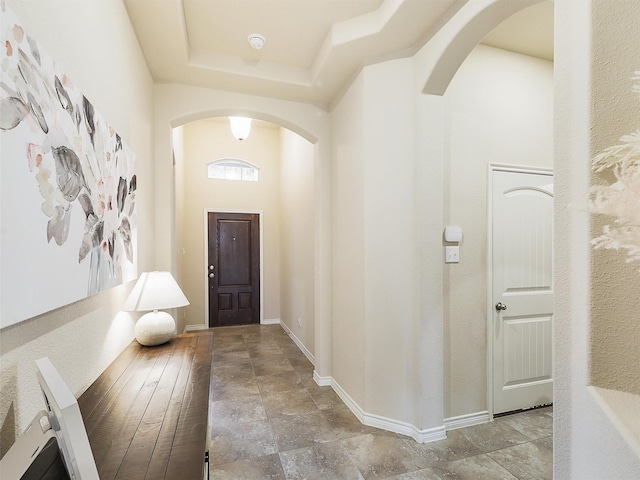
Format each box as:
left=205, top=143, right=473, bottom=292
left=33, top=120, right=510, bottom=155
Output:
left=229, top=116, right=252, bottom=140
left=123, top=271, right=189, bottom=312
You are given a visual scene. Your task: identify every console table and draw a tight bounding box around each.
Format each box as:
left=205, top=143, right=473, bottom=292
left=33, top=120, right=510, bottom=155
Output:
left=78, top=332, right=213, bottom=479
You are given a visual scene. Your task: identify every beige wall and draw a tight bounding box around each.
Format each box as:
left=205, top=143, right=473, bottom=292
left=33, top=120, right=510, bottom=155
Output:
left=0, top=0, right=154, bottom=455
left=589, top=0, right=640, bottom=396
left=443, top=44, right=553, bottom=418
left=176, top=119, right=282, bottom=330
left=331, top=72, right=367, bottom=407
left=173, top=125, right=187, bottom=308
left=279, top=129, right=316, bottom=354
left=362, top=59, right=419, bottom=423
left=330, top=44, right=553, bottom=431
left=331, top=57, right=430, bottom=430
left=554, top=0, right=640, bottom=477
left=334, top=59, right=419, bottom=421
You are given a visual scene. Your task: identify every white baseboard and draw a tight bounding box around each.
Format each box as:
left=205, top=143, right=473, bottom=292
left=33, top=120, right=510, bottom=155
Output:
left=274, top=322, right=452, bottom=444
left=183, top=324, right=208, bottom=333
left=328, top=378, right=365, bottom=422
left=414, top=424, right=448, bottom=443
left=278, top=320, right=315, bottom=365
left=261, top=317, right=281, bottom=325
left=444, top=411, right=490, bottom=431
left=326, top=376, right=446, bottom=444
left=313, top=371, right=332, bottom=387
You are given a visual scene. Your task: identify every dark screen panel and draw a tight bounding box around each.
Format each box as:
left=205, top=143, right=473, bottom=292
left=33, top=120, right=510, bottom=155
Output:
left=21, top=437, right=70, bottom=480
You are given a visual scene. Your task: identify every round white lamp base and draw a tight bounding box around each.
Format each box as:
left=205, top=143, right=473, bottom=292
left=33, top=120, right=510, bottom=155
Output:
left=135, top=310, right=175, bottom=346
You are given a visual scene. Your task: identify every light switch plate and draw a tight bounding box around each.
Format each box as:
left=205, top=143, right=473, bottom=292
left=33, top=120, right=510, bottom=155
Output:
left=445, top=246, right=460, bottom=263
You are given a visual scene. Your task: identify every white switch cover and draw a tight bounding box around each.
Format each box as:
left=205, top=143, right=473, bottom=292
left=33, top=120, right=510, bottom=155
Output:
left=445, top=246, right=460, bottom=263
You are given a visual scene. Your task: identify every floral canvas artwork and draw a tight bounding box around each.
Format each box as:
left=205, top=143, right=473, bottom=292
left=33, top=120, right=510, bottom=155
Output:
left=0, top=1, right=137, bottom=328
left=588, top=71, right=640, bottom=268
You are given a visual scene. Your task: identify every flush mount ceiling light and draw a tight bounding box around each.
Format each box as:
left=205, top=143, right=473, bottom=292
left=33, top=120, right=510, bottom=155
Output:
left=248, top=33, right=266, bottom=50
left=229, top=116, right=252, bottom=141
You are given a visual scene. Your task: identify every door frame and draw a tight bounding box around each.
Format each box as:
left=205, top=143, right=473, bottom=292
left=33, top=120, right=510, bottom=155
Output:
left=486, top=163, right=553, bottom=419
left=203, top=209, right=264, bottom=327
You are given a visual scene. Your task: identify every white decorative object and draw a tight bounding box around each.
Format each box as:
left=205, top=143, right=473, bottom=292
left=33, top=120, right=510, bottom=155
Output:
left=133, top=311, right=176, bottom=346
left=123, top=271, right=189, bottom=346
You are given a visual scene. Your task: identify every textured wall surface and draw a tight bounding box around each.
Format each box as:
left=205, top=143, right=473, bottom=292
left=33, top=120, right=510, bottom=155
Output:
left=554, top=0, right=640, bottom=477
left=589, top=0, right=640, bottom=396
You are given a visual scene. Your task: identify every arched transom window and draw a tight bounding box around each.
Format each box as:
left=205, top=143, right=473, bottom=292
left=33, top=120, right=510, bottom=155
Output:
left=207, top=158, right=259, bottom=182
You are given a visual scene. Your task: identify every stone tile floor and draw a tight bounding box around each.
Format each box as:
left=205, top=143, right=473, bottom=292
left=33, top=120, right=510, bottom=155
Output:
left=208, top=324, right=553, bottom=479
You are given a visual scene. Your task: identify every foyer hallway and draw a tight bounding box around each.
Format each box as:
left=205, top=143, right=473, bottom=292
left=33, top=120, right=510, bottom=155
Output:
left=207, top=324, right=553, bottom=479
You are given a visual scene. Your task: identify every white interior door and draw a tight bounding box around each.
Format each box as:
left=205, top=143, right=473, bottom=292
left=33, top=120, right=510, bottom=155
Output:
left=491, top=167, right=553, bottom=415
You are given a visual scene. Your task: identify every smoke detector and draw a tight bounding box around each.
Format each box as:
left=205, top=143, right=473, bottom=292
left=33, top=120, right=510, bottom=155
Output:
left=248, top=33, right=266, bottom=50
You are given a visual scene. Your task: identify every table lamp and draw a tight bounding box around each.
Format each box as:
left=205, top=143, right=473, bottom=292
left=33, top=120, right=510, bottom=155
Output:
left=123, top=271, right=190, bottom=346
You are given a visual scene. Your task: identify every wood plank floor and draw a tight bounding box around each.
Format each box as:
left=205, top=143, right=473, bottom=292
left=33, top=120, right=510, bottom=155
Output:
left=78, top=332, right=212, bottom=480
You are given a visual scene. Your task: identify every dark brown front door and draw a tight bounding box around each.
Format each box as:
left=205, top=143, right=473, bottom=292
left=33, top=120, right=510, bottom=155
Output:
left=208, top=212, right=260, bottom=327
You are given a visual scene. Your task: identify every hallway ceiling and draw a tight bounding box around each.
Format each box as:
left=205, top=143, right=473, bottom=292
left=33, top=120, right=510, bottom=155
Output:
left=123, top=0, right=554, bottom=109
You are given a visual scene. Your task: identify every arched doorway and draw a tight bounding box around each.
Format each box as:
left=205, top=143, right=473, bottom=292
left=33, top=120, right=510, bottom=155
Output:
left=417, top=0, right=553, bottom=421
left=152, top=90, right=333, bottom=381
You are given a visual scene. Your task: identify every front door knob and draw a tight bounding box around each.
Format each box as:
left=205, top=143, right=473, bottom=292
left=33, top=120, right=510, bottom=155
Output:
left=495, top=302, right=507, bottom=311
